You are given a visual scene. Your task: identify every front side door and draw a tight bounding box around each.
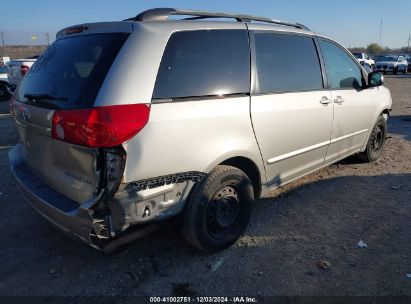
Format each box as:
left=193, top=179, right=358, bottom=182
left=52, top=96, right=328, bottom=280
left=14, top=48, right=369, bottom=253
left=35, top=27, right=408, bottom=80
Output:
left=250, top=32, right=333, bottom=187
left=318, top=39, right=375, bottom=164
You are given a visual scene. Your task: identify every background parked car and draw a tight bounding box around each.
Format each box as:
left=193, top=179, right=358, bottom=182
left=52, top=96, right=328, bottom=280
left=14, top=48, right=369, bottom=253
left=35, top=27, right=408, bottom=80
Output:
left=374, top=55, right=408, bottom=74
left=406, top=55, right=411, bottom=72
left=0, top=66, right=10, bottom=101
left=352, top=52, right=375, bottom=68
left=6, top=57, right=37, bottom=91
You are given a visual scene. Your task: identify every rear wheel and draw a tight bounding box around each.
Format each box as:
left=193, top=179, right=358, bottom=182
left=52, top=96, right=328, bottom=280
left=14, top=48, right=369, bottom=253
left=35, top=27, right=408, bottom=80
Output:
left=359, top=115, right=387, bottom=162
left=182, top=165, right=253, bottom=252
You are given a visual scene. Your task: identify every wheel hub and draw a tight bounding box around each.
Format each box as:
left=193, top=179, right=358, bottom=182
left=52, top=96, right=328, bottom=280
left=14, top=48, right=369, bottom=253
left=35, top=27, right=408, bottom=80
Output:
left=372, top=125, right=383, bottom=151
left=207, top=185, right=240, bottom=234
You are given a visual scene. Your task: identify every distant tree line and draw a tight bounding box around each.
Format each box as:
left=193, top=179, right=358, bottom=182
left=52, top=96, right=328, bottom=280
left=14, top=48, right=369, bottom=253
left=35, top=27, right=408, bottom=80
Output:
left=2, top=45, right=48, bottom=60
left=348, top=43, right=410, bottom=55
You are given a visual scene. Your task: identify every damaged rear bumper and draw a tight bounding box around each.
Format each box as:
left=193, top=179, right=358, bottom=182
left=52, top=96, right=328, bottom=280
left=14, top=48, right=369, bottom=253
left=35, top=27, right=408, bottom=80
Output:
left=9, top=145, right=102, bottom=247
left=8, top=145, right=197, bottom=253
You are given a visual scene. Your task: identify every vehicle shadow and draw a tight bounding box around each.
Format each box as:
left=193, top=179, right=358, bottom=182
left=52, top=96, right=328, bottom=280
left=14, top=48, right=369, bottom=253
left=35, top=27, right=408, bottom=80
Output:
left=1, top=172, right=410, bottom=296
left=388, top=115, right=411, bottom=142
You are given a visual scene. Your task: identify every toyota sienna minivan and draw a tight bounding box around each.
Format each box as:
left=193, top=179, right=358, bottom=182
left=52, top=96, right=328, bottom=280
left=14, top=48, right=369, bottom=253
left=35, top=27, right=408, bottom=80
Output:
left=9, top=8, right=392, bottom=253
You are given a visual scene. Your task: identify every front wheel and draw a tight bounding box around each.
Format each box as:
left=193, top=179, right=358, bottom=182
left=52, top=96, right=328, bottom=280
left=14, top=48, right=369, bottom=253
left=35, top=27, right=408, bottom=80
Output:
left=403, top=67, right=407, bottom=75
left=182, top=165, right=254, bottom=252
left=393, top=67, right=398, bottom=75
left=359, top=115, right=387, bottom=162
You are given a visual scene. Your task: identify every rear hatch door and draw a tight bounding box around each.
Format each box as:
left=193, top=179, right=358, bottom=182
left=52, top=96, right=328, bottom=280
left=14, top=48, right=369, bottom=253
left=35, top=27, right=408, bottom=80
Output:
left=11, top=30, right=130, bottom=204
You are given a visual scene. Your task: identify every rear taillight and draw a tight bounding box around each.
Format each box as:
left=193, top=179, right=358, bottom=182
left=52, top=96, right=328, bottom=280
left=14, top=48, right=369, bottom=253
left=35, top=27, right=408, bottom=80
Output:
left=20, top=65, right=30, bottom=76
left=51, top=104, right=150, bottom=148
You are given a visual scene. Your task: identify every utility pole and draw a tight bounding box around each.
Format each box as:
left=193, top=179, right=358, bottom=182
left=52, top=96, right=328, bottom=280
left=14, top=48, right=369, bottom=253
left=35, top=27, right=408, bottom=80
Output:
left=45, top=32, right=50, bottom=45
left=1, top=31, right=5, bottom=57
left=379, top=19, right=383, bottom=51
left=408, top=34, right=411, bottom=53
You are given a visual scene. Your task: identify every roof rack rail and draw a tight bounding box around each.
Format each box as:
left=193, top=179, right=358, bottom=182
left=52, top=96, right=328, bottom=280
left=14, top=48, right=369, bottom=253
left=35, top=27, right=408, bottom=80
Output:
left=124, top=8, right=310, bottom=31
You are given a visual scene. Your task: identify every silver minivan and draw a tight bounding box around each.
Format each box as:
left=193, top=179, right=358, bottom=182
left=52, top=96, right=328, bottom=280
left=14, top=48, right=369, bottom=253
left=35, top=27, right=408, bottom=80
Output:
left=9, top=8, right=392, bottom=253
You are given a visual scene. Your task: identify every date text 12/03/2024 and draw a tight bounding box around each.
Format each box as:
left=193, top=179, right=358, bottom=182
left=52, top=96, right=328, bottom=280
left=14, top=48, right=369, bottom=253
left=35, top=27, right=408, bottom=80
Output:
left=149, top=296, right=258, bottom=303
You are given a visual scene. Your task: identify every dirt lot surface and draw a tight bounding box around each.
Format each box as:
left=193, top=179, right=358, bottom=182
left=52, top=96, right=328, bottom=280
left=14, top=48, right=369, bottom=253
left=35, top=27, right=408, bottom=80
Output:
left=0, top=76, right=410, bottom=297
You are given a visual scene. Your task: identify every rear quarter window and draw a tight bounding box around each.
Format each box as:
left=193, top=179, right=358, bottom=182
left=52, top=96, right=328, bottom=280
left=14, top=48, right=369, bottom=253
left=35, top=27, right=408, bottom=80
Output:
left=16, top=33, right=129, bottom=109
left=253, top=32, right=324, bottom=94
left=153, top=30, right=250, bottom=100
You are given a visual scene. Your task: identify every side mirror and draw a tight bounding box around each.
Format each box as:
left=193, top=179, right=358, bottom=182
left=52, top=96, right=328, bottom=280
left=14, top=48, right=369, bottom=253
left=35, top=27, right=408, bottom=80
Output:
left=368, top=71, right=384, bottom=87
left=360, top=61, right=365, bottom=66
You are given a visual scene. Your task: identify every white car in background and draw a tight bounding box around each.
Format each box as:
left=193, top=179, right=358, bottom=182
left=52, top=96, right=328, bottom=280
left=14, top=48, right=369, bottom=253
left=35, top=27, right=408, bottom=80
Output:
left=374, top=55, right=408, bottom=74
left=353, top=52, right=375, bottom=68
left=0, top=65, right=10, bottom=100
left=7, top=56, right=38, bottom=90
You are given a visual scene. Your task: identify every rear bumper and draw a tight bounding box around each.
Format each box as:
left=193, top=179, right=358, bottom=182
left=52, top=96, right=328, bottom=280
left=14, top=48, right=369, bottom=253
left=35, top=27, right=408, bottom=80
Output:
left=9, top=144, right=96, bottom=246
left=8, top=144, right=171, bottom=253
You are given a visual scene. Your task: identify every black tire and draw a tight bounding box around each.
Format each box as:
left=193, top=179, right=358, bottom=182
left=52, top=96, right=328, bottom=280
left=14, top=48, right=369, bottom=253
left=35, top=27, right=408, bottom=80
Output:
left=182, top=165, right=253, bottom=252
left=0, top=84, right=10, bottom=101
left=393, top=67, right=398, bottom=75
left=359, top=115, right=387, bottom=162
left=402, top=67, right=407, bottom=75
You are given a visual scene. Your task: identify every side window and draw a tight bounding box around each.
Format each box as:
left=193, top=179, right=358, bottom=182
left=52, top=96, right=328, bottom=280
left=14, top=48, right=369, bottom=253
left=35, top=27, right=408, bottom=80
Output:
left=319, top=39, right=363, bottom=89
left=153, top=30, right=250, bottom=99
left=253, top=33, right=323, bottom=94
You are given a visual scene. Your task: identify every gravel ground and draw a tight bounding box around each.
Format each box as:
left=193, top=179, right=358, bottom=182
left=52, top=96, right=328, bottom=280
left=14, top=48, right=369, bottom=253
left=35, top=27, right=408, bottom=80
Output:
left=0, top=76, right=410, bottom=297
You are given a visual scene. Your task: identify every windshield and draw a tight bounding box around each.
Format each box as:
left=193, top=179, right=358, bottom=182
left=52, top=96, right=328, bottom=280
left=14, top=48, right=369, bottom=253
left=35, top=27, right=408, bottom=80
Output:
left=16, top=33, right=129, bottom=109
left=378, top=56, right=397, bottom=62
left=353, top=53, right=362, bottom=59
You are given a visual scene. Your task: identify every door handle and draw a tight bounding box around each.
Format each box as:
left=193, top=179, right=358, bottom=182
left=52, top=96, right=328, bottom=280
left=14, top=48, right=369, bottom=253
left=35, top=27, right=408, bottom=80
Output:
left=319, top=96, right=332, bottom=105
left=334, top=96, right=344, bottom=104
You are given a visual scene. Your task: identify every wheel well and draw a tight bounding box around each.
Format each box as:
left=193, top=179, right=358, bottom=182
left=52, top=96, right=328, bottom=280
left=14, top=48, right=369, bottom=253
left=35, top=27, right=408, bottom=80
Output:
left=381, top=109, right=390, bottom=116
left=380, top=109, right=390, bottom=121
left=221, top=157, right=262, bottom=199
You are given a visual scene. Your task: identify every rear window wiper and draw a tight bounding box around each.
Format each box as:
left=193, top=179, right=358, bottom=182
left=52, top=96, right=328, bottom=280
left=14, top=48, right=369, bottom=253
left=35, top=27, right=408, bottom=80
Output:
left=24, top=93, right=68, bottom=101
left=23, top=93, right=68, bottom=109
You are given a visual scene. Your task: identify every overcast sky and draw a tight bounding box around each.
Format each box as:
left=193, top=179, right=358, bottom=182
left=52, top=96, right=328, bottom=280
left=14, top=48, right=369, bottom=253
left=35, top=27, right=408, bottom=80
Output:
left=1, top=0, right=410, bottom=48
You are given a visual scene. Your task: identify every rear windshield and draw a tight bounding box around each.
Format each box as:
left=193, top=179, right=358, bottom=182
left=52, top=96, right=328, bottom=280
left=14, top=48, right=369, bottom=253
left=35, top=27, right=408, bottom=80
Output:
left=16, top=33, right=129, bottom=109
